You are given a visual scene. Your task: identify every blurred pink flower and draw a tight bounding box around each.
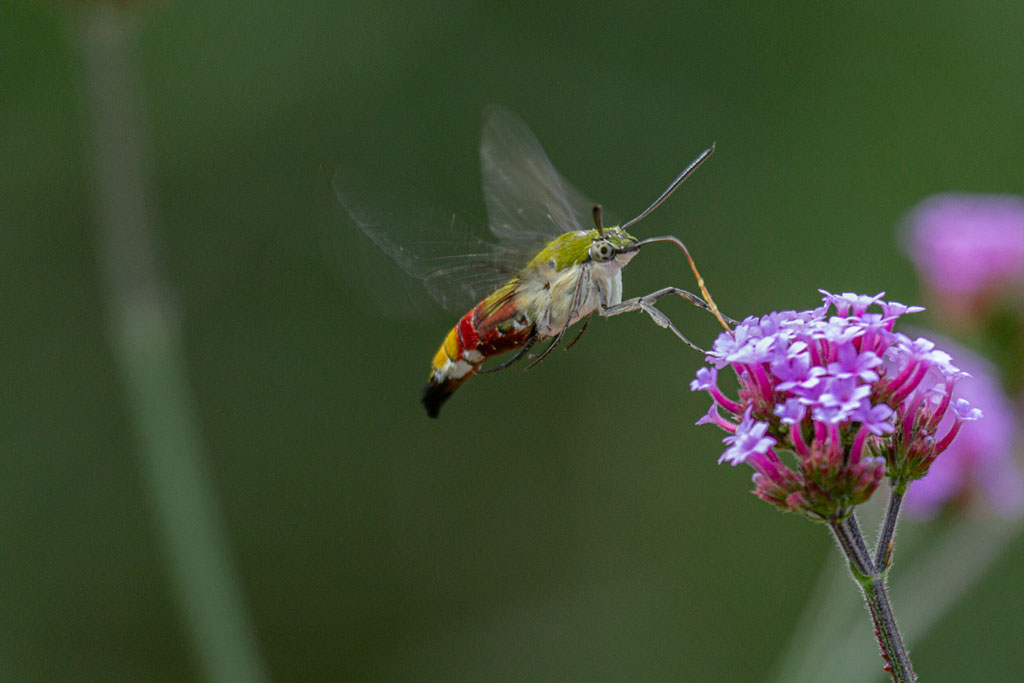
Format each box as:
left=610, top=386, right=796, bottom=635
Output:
left=904, top=194, right=1024, bottom=320
left=904, top=338, right=1024, bottom=519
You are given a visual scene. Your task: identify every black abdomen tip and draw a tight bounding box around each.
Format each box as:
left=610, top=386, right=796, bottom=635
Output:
left=421, top=382, right=453, bottom=418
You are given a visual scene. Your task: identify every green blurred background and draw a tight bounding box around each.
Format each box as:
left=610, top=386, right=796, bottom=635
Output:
left=4, top=0, right=1024, bottom=680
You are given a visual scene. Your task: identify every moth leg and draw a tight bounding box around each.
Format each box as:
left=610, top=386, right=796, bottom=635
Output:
left=615, top=286, right=739, bottom=326
left=525, top=334, right=563, bottom=367
left=564, top=311, right=594, bottom=350
left=601, top=287, right=713, bottom=353
left=606, top=286, right=739, bottom=325
left=477, top=330, right=538, bottom=374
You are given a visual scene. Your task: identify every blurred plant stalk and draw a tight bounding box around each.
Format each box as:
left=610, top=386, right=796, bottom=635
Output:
left=77, top=4, right=268, bottom=681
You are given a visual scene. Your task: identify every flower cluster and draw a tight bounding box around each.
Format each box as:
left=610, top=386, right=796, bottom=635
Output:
left=692, top=291, right=982, bottom=521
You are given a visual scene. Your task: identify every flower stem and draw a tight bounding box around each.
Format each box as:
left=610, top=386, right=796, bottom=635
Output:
left=830, top=516, right=917, bottom=682
left=860, top=575, right=916, bottom=682
left=831, top=514, right=873, bottom=576
left=875, top=486, right=906, bottom=571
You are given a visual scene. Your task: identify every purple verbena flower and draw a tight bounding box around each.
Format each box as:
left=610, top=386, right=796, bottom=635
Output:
left=828, top=343, right=882, bottom=383
left=720, top=407, right=776, bottom=465
left=692, top=291, right=981, bottom=522
left=850, top=399, right=895, bottom=436
left=821, top=290, right=885, bottom=317
left=774, top=398, right=806, bottom=425
left=690, top=366, right=716, bottom=392
left=817, top=376, right=872, bottom=421
left=772, top=348, right=826, bottom=392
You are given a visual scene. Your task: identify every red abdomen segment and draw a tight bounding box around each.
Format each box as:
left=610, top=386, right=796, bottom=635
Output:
left=422, top=290, right=531, bottom=418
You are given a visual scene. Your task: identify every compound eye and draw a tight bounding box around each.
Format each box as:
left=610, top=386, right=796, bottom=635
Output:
left=590, top=240, right=615, bottom=262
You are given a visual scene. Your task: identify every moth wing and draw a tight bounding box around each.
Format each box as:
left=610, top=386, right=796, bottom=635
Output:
left=332, top=167, right=522, bottom=317
left=480, top=106, right=601, bottom=254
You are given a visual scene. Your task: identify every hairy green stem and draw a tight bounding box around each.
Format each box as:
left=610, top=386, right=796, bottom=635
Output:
left=875, top=487, right=906, bottom=571
left=831, top=516, right=916, bottom=683
left=831, top=514, right=873, bottom=576
left=859, top=574, right=915, bottom=682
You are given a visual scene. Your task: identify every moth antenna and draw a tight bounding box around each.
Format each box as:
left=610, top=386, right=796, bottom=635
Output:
left=621, top=143, right=715, bottom=231
left=622, top=143, right=731, bottom=334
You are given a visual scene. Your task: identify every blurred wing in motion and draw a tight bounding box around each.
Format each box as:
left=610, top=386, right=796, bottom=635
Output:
left=480, top=106, right=600, bottom=254
left=332, top=108, right=601, bottom=317
left=331, top=167, right=524, bottom=317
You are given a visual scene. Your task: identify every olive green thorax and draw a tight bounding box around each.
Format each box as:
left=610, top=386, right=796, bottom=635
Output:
left=525, top=226, right=639, bottom=273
